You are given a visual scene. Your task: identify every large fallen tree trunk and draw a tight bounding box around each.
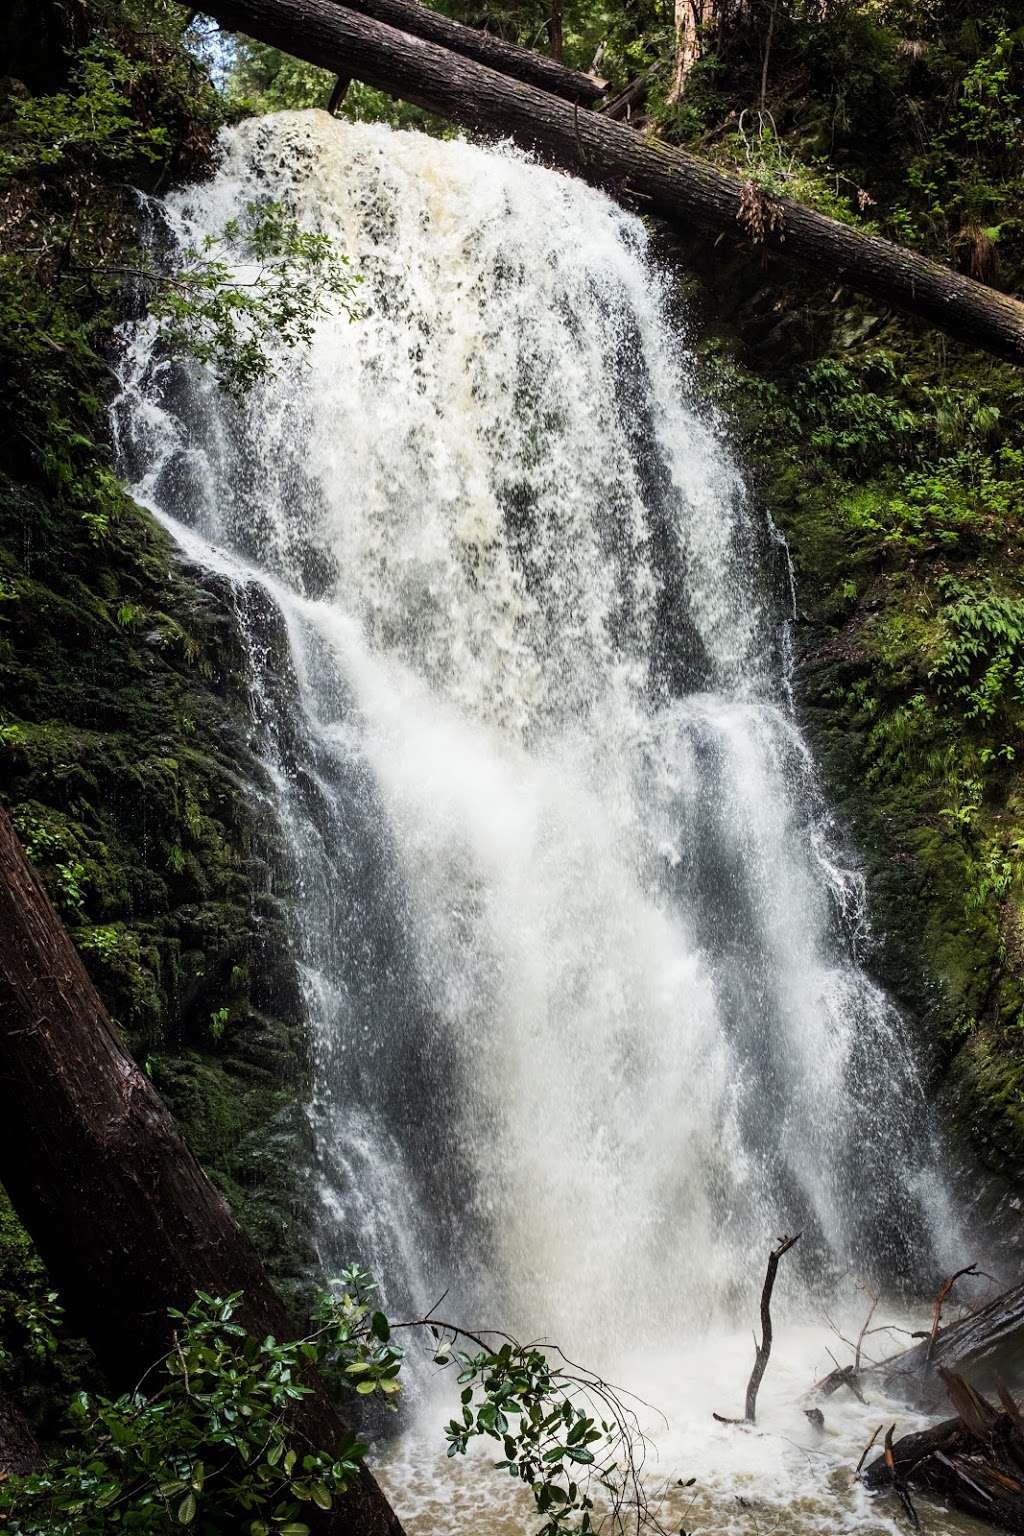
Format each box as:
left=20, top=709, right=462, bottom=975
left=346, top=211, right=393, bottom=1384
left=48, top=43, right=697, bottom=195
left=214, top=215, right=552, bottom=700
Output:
left=0, top=807, right=402, bottom=1536
left=864, top=1371, right=1024, bottom=1533
left=878, top=1281, right=1024, bottom=1410
left=203, top=0, right=1024, bottom=366
left=327, top=0, right=606, bottom=102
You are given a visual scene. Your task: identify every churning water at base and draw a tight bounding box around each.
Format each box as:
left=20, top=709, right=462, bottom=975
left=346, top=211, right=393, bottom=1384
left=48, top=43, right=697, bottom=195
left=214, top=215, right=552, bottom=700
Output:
left=114, top=108, right=971, bottom=1530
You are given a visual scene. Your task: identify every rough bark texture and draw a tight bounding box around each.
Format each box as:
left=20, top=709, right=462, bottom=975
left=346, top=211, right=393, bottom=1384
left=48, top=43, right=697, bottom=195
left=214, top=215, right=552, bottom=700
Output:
left=329, top=0, right=603, bottom=99
left=206, top=0, right=1024, bottom=365
left=879, top=1281, right=1024, bottom=1409
left=0, top=1391, right=39, bottom=1476
left=0, top=807, right=403, bottom=1536
left=864, top=1372, right=1024, bottom=1533
left=666, top=0, right=702, bottom=106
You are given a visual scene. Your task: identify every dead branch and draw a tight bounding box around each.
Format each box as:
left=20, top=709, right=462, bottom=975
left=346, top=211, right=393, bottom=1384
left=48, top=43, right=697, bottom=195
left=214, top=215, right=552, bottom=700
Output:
left=864, top=1373, right=1024, bottom=1531
left=927, top=1264, right=980, bottom=1366
left=855, top=1284, right=880, bottom=1374
left=326, top=73, right=351, bottom=111
left=733, top=1228, right=804, bottom=1419
left=856, top=1423, right=884, bottom=1474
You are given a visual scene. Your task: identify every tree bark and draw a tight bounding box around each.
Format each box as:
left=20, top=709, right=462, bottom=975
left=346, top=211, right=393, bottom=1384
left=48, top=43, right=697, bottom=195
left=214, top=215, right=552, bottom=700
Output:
left=0, top=807, right=403, bottom=1536
left=546, top=0, right=563, bottom=65
left=878, top=1280, right=1024, bottom=1410
left=204, top=0, right=1024, bottom=366
left=327, top=0, right=603, bottom=100
left=0, top=1391, right=38, bottom=1476
left=665, top=0, right=702, bottom=107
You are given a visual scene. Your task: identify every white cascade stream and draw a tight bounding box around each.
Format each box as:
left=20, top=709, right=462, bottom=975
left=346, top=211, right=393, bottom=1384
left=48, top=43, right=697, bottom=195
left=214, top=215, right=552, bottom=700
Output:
left=113, top=108, right=979, bottom=1534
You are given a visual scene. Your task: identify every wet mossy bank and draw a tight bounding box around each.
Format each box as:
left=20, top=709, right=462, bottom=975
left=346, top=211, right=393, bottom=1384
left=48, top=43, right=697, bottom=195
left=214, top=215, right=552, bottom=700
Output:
left=670, top=234, right=1024, bottom=1237
left=0, top=1, right=321, bottom=1417
left=0, top=473, right=317, bottom=1276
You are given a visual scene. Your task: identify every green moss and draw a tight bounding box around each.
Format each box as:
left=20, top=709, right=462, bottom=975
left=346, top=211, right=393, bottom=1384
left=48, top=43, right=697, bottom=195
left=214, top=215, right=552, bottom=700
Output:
left=693, top=299, right=1024, bottom=1173
left=0, top=4, right=319, bottom=1430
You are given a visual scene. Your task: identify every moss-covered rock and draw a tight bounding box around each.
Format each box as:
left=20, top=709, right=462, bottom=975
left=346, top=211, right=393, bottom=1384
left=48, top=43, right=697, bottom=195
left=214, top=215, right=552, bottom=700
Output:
left=0, top=469, right=317, bottom=1281
left=672, top=235, right=1024, bottom=1201
left=0, top=7, right=319, bottom=1433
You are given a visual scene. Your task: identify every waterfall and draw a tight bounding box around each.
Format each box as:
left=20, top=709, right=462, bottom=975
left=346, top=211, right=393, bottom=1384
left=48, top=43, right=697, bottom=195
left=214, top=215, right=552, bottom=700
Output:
left=115, top=107, right=956, bottom=1388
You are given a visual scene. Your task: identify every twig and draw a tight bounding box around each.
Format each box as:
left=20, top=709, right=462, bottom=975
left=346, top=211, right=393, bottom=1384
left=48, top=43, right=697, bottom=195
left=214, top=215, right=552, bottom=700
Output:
left=855, top=1284, right=880, bottom=1374
left=758, top=0, right=777, bottom=110
left=926, top=1264, right=979, bottom=1366
left=174, top=1330, right=191, bottom=1396
left=856, top=1423, right=884, bottom=1474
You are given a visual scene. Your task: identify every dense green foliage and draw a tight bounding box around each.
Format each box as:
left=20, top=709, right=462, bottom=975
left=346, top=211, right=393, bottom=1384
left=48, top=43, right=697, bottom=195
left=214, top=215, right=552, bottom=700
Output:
left=3, top=1275, right=652, bottom=1536
left=0, top=0, right=327, bottom=1422
left=147, top=200, right=361, bottom=397
left=3, top=1289, right=373, bottom=1535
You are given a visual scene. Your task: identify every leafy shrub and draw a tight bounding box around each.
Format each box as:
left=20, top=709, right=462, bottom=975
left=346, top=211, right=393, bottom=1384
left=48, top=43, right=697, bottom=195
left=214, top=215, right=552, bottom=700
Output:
left=2, top=1271, right=659, bottom=1536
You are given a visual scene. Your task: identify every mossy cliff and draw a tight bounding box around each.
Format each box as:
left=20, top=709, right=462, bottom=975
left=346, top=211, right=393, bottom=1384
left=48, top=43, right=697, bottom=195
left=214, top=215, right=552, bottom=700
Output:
left=705, top=291, right=1024, bottom=1197
left=574, top=1, right=1019, bottom=1221
left=0, top=0, right=317, bottom=1411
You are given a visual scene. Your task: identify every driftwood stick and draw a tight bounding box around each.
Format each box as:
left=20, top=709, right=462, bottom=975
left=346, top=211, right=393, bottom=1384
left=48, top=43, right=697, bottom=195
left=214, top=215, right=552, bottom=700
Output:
left=926, top=1264, right=980, bottom=1366
left=744, top=1233, right=800, bottom=1423
left=856, top=1422, right=884, bottom=1475
left=885, top=1422, right=923, bottom=1532
left=855, top=1284, right=880, bottom=1374
left=326, top=72, right=351, bottom=110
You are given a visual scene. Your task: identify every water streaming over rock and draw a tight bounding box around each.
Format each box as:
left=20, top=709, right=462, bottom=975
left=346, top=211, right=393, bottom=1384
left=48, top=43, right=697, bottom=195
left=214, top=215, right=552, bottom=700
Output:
left=114, top=107, right=967, bottom=1528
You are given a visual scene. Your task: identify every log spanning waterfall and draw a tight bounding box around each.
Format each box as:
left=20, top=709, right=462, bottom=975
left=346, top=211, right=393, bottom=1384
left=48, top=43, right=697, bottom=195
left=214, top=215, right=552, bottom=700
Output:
left=115, top=109, right=966, bottom=1531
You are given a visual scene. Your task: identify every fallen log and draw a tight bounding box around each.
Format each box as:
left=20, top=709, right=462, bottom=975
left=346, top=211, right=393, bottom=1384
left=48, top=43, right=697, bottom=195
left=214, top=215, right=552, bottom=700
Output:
left=600, top=62, right=662, bottom=120
left=0, top=807, right=403, bottom=1536
left=864, top=1372, right=1024, bottom=1534
left=879, top=1280, right=1024, bottom=1410
left=328, top=0, right=607, bottom=101
left=199, top=0, right=1024, bottom=366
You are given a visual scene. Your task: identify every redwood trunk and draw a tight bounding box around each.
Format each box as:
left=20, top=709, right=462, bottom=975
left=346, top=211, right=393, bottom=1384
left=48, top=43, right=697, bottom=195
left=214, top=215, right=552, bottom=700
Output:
left=205, top=0, right=1024, bottom=366
left=0, top=807, right=402, bottom=1536
left=666, top=0, right=701, bottom=106
left=329, top=0, right=602, bottom=99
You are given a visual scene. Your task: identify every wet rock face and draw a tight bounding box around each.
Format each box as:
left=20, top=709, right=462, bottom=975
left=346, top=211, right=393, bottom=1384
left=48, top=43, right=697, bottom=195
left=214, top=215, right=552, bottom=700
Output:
left=0, top=472, right=317, bottom=1294
left=659, top=227, right=1024, bottom=1232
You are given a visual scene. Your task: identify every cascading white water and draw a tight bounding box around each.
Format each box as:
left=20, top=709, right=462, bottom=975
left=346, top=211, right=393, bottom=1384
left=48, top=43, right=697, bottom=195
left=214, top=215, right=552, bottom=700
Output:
left=113, top=108, right=974, bottom=1532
